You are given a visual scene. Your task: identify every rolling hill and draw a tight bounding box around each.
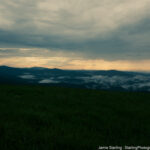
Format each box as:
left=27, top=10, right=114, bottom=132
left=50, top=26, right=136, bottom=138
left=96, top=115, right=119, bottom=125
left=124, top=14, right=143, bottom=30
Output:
left=0, top=66, right=150, bottom=91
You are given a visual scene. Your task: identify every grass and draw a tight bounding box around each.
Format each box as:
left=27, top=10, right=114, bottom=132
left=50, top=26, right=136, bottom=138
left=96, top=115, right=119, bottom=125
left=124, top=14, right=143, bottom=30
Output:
left=0, top=85, right=150, bottom=150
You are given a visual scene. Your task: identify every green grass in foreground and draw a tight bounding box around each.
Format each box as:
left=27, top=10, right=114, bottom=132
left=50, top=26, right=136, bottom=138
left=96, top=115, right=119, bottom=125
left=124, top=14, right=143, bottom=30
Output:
left=0, top=85, right=150, bottom=150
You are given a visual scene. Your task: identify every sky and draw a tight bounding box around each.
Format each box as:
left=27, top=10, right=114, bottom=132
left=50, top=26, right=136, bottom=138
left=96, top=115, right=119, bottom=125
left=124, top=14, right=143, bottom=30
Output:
left=0, top=0, right=150, bottom=71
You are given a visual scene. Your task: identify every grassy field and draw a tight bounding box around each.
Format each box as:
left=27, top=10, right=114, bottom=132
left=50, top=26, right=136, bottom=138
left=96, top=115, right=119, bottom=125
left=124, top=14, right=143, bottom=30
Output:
left=0, top=85, right=150, bottom=150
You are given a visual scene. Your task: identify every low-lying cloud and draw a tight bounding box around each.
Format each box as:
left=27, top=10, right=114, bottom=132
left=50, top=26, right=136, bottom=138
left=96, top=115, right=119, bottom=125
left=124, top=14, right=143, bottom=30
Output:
left=19, top=74, right=35, bottom=79
left=39, top=79, right=60, bottom=84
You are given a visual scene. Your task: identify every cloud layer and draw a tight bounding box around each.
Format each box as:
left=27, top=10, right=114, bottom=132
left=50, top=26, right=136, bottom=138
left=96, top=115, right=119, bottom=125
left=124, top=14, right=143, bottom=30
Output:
left=1, top=48, right=150, bottom=71
left=0, top=0, right=150, bottom=69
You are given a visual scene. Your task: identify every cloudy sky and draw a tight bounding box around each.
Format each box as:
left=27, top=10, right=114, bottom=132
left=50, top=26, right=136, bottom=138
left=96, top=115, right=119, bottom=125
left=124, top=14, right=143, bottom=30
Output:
left=0, top=0, right=150, bottom=71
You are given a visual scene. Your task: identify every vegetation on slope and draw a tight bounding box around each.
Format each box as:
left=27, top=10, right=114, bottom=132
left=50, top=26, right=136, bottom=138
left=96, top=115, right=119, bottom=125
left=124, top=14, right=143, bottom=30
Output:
left=0, top=85, right=150, bottom=150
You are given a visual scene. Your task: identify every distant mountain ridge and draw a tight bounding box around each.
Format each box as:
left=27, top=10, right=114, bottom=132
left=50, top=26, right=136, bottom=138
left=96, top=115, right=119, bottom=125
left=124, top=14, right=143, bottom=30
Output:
left=0, top=65, right=150, bottom=91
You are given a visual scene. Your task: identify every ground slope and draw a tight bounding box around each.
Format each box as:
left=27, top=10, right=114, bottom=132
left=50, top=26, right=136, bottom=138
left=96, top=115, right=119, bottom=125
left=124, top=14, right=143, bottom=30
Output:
left=0, top=85, right=150, bottom=150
